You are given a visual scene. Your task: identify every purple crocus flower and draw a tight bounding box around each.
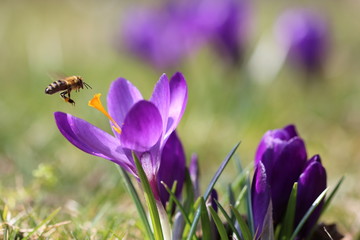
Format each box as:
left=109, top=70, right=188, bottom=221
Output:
left=253, top=125, right=307, bottom=225
left=54, top=72, right=188, bottom=204
left=157, top=131, right=186, bottom=207
left=295, top=155, right=327, bottom=238
left=275, top=9, right=330, bottom=75
left=252, top=125, right=327, bottom=239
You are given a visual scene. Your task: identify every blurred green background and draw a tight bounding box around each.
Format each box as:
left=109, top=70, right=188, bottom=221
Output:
left=1, top=0, right=359, bottom=237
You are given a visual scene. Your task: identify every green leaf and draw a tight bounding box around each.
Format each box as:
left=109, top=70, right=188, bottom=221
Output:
left=204, top=142, right=241, bottom=200
left=228, top=184, right=236, bottom=208
left=235, top=185, right=247, bottom=209
left=161, top=181, right=192, bottom=227
left=321, top=176, right=345, bottom=215
left=279, top=183, right=298, bottom=240
left=103, top=218, right=117, bottom=240
left=260, top=201, right=275, bottom=240
left=234, top=155, right=243, bottom=174
left=187, top=142, right=240, bottom=240
left=1, top=204, right=8, bottom=222
left=245, top=172, right=254, bottom=235
left=305, top=177, right=345, bottom=240
left=165, top=180, right=178, bottom=221
left=133, top=153, right=164, bottom=240
left=214, top=199, right=241, bottom=240
left=227, top=184, right=236, bottom=222
left=231, top=163, right=253, bottom=192
left=209, top=206, right=229, bottom=240
left=183, top=169, right=195, bottom=213
left=200, top=198, right=211, bottom=240
left=231, top=206, right=252, bottom=240
left=289, top=188, right=328, bottom=240
left=116, top=165, right=154, bottom=240
left=183, top=197, right=202, bottom=239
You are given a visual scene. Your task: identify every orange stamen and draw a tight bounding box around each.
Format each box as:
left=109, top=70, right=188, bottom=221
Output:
left=88, top=93, right=122, bottom=134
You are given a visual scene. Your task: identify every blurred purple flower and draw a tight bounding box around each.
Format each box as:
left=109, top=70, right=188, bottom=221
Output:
left=121, top=5, right=202, bottom=69
left=54, top=72, right=188, bottom=203
left=120, top=0, right=251, bottom=68
left=189, top=154, right=200, bottom=198
left=195, top=0, right=251, bottom=64
left=275, top=9, right=330, bottom=74
left=252, top=125, right=327, bottom=238
left=157, top=131, right=186, bottom=207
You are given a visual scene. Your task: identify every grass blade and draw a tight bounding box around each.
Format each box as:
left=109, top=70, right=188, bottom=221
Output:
left=204, top=142, right=241, bottom=200
left=289, top=188, right=328, bottom=240
left=161, top=181, right=192, bottom=226
left=24, top=207, right=61, bottom=239
left=209, top=206, right=229, bottom=240
left=183, top=197, right=202, bottom=239
left=133, top=153, right=164, bottom=240
left=235, top=186, right=247, bottom=209
left=116, top=165, right=154, bottom=240
left=187, top=142, right=240, bottom=240
left=245, top=172, right=254, bottom=235
left=183, top=169, right=195, bottom=213
left=166, top=181, right=178, bottom=221
left=214, top=199, right=242, bottom=240
left=200, top=198, right=211, bottom=240
left=321, top=176, right=344, bottom=215
left=231, top=206, right=252, bottom=240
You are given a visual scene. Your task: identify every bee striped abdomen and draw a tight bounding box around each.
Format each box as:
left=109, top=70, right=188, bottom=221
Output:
left=45, top=76, right=91, bottom=105
left=45, top=80, right=68, bottom=94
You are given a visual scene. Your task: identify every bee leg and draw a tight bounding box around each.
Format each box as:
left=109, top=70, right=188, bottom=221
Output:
left=60, top=91, right=68, bottom=99
left=67, top=98, right=76, bottom=106
left=60, top=91, right=75, bottom=106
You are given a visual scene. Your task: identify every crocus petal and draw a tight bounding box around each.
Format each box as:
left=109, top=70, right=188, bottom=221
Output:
left=157, top=131, right=186, bottom=207
left=150, top=74, right=170, bottom=136
left=255, top=124, right=299, bottom=164
left=251, top=161, right=271, bottom=237
left=283, top=124, right=298, bottom=138
left=267, top=137, right=307, bottom=223
left=54, top=112, right=135, bottom=175
left=139, top=152, right=160, bottom=197
left=107, top=78, right=143, bottom=136
left=165, top=72, right=188, bottom=139
left=121, top=100, right=163, bottom=152
left=295, top=155, right=327, bottom=238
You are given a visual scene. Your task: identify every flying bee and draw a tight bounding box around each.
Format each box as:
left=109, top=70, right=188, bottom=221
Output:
left=45, top=76, right=92, bottom=105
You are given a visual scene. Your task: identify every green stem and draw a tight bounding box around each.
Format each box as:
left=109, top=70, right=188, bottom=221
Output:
left=133, top=153, right=164, bottom=240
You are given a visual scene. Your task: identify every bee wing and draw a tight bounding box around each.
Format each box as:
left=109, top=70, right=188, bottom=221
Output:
left=47, top=72, right=68, bottom=81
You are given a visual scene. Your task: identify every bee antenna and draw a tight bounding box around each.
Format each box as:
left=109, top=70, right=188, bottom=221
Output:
left=84, top=82, right=92, bottom=89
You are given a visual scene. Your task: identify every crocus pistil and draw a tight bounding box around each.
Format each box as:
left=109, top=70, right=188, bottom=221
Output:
left=88, top=93, right=122, bottom=134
